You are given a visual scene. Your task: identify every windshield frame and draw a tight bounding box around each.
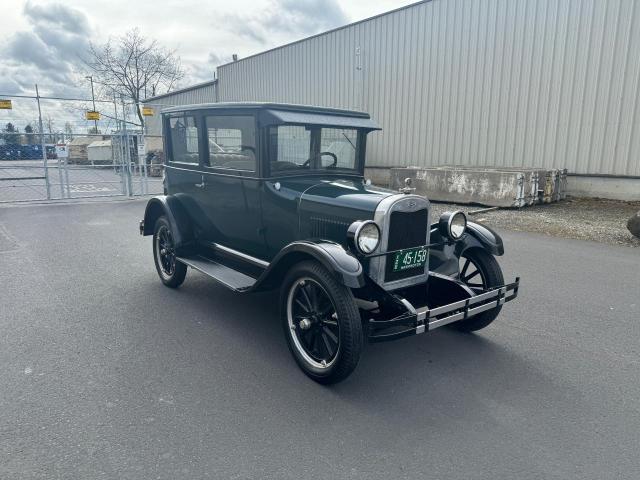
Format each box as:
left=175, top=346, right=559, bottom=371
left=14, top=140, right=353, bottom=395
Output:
left=266, top=123, right=366, bottom=178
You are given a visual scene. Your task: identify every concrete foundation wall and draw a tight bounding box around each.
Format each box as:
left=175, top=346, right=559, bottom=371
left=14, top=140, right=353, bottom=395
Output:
left=366, top=167, right=640, bottom=202
left=364, top=167, right=391, bottom=188
left=567, top=176, right=640, bottom=202
left=390, top=167, right=530, bottom=207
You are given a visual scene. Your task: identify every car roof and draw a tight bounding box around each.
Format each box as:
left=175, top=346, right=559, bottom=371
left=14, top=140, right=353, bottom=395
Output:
left=161, top=102, right=371, bottom=119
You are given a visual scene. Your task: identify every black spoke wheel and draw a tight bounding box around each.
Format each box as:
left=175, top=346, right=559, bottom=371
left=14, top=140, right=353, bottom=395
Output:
left=289, top=277, right=341, bottom=367
left=281, top=261, right=363, bottom=384
left=459, top=255, right=487, bottom=290
left=152, top=216, right=187, bottom=288
left=454, top=248, right=504, bottom=332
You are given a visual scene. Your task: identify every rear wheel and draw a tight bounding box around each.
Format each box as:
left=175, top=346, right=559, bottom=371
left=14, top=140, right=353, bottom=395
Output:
left=281, top=261, right=363, bottom=384
left=153, top=216, right=187, bottom=288
left=454, top=248, right=504, bottom=332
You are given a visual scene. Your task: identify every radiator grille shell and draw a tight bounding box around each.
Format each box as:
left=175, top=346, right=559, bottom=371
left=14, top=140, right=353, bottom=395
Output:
left=369, top=194, right=431, bottom=290
left=384, top=209, right=429, bottom=282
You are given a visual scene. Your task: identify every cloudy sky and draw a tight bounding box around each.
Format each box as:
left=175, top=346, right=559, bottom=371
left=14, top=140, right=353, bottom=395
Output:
left=1, top=0, right=416, bottom=100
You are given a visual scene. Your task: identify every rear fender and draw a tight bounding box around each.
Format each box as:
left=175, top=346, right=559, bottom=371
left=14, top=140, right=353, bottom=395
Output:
left=141, top=195, right=194, bottom=249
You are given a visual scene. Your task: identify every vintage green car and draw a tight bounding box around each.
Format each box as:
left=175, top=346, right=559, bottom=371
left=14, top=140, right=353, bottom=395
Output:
left=140, top=103, right=519, bottom=384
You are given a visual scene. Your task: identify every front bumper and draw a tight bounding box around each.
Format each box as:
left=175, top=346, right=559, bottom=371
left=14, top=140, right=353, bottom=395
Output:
left=368, top=277, right=520, bottom=342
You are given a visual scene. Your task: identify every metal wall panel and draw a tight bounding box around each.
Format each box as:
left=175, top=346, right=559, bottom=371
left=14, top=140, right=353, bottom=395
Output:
left=218, top=0, right=640, bottom=176
left=142, top=82, right=218, bottom=136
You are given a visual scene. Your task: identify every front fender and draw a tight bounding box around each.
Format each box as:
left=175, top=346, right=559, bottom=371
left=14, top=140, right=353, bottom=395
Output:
left=455, top=221, right=504, bottom=256
left=252, top=240, right=365, bottom=291
left=429, top=221, right=504, bottom=276
left=141, top=195, right=194, bottom=249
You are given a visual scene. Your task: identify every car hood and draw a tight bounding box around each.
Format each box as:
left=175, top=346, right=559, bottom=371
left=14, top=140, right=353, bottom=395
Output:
left=301, top=178, right=393, bottom=209
left=293, top=177, right=396, bottom=243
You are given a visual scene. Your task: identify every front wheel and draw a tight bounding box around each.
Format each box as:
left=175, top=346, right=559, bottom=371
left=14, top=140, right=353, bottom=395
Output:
left=281, top=261, right=363, bottom=384
left=453, top=248, right=504, bottom=332
left=152, top=216, right=187, bottom=288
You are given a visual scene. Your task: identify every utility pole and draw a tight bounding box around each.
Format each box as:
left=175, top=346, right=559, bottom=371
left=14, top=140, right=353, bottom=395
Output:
left=86, top=75, right=98, bottom=133
left=35, top=84, right=50, bottom=199
left=121, top=95, right=132, bottom=196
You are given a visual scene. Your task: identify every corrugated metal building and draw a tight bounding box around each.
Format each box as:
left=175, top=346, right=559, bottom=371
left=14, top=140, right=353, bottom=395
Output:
left=143, top=80, right=218, bottom=137
left=144, top=0, right=640, bottom=199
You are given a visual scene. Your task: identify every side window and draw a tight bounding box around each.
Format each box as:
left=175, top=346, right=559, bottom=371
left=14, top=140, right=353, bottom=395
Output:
left=269, top=125, right=311, bottom=172
left=169, top=116, right=199, bottom=164
left=206, top=115, right=256, bottom=171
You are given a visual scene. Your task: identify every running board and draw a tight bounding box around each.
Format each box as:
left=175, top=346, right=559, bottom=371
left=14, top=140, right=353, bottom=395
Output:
left=176, top=255, right=257, bottom=292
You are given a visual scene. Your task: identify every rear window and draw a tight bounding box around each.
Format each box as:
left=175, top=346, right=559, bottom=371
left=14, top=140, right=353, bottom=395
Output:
left=168, top=116, right=199, bottom=164
left=206, top=115, right=256, bottom=171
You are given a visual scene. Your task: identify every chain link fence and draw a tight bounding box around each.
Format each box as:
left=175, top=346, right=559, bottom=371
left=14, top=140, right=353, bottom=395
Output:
left=0, top=89, right=164, bottom=203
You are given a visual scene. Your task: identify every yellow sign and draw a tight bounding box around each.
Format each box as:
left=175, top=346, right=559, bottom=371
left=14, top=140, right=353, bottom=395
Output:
left=142, top=107, right=154, bottom=116
left=86, top=111, right=100, bottom=120
left=0, top=99, right=12, bottom=109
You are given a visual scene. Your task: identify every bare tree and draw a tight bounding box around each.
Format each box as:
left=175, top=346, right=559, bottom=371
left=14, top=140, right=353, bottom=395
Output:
left=64, top=122, right=74, bottom=141
left=44, top=116, right=56, bottom=144
left=28, top=120, right=41, bottom=136
left=84, top=28, right=184, bottom=128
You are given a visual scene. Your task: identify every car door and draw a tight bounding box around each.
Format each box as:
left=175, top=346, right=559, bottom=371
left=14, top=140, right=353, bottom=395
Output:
left=195, top=112, right=264, bottom=258
left=260, top=124, right=315, bottom=257
left=164, top=113, right=209, bottom=231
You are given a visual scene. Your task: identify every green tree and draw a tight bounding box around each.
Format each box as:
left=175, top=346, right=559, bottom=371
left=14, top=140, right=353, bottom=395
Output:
left=24, top=124, right=35, bottom=144
left=1, top=123, right=18, bottom=145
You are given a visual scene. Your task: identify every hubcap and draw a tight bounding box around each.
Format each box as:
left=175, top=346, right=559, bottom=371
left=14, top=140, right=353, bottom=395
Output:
left=155, top=226, right=176, bottom=278
left=299, top=318, right=312, bottom=330
left=287, top=277, right=340, bottom=369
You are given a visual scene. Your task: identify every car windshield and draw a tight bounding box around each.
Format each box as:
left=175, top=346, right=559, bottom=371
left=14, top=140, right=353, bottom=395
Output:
left=269, top=125, right=359, bottom=174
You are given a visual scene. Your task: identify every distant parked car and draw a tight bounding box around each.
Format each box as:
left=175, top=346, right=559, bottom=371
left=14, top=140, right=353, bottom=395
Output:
left=139, top=103, right=521, bottom=384
left=0, top=144, right=50, bottom=161
left=1, top=144, right=21, bottom=160
left=45, top=146, right=57, bottom=160
left=145, top=151, right=164, bottom=177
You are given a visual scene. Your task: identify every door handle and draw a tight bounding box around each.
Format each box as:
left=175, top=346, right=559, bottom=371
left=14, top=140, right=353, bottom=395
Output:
left=195, top=175, right=205, bottom=188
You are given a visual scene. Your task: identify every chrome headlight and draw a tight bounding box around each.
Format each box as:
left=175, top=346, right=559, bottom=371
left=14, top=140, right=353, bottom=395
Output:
left=438, top=211, right=467, bottom=240
left=348, top=220, right=380, bottom=254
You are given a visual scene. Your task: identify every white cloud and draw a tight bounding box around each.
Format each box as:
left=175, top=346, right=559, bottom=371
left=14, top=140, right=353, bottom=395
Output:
left=222, top=0, right=349, bottom=44
left=0, top=0, right=416, bottom=131
left=2, top=1, right=91, bottom=96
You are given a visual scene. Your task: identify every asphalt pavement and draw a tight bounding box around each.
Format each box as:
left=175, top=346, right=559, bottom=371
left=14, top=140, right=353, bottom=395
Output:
left=0, top=199, right=638, bottom=479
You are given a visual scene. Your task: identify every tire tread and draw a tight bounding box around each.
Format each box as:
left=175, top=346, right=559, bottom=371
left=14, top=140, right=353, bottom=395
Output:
left=281, top=260, right=363, bottom=384
left=454, top=248, right=504, bottom=332
left=153, top=216, right=187, bottom=288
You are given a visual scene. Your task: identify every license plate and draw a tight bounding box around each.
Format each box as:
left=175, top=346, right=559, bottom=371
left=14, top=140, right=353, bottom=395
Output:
left=392, top=247, right=428, bottom=272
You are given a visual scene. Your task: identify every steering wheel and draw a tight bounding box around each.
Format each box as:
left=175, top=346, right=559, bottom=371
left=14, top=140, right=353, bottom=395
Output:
left=302, top=151, right=338, bottom=168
